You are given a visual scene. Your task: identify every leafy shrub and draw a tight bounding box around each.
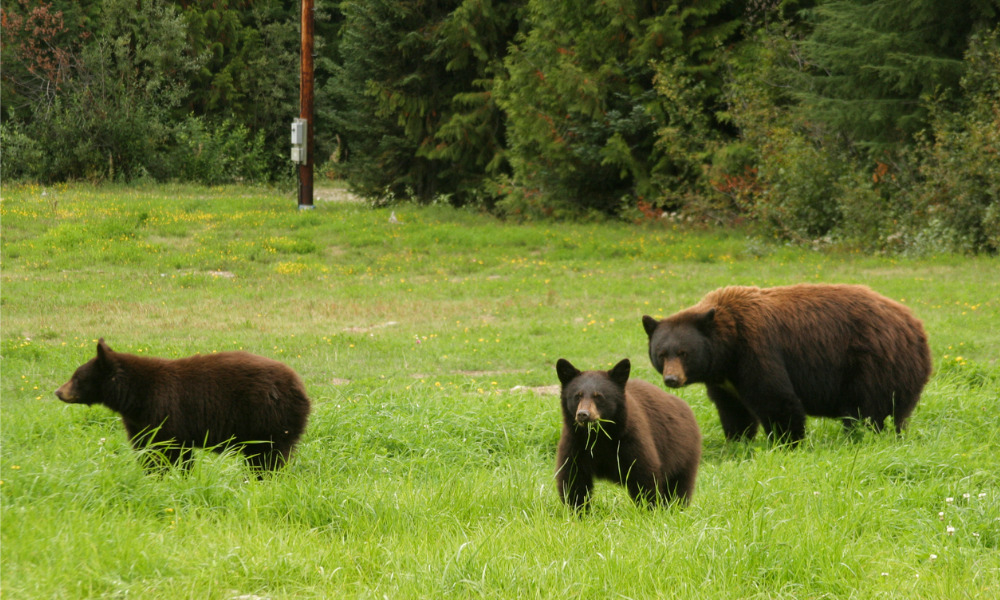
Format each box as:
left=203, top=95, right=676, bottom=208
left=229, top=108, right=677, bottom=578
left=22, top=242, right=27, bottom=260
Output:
left=713, top=26, right=843, bottom=241
left=169, top=116, right=270, bottom=185
left=755, top=128, right=844, bottom=240
left=4, top=0, right=196, bottom=183
left=714, top=21, right=999, bottom=254
left=0, top=121, right=44, bottom=182
left=900, top=27, right=1000, bottom=254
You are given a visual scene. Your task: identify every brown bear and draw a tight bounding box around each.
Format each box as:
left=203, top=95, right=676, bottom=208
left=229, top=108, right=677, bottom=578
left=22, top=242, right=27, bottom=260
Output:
left=555, top=358, right=701, bottom=509
left=642, top=284, right=932, bottom=443
left=55, top=339, right=311, bottom=473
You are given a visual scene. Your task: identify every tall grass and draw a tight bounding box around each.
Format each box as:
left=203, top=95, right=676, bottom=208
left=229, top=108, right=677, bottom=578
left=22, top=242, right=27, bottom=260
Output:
left=2, top=183, right=998, bottom=599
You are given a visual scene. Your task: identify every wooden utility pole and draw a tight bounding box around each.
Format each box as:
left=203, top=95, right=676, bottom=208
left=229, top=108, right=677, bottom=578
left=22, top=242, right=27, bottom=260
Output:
left=298, top=0, right=315, bottom=209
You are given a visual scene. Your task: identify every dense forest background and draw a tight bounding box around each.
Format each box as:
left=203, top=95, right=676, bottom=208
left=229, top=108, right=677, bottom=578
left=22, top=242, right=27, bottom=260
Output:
left=2, top=0, right=998, bottom=252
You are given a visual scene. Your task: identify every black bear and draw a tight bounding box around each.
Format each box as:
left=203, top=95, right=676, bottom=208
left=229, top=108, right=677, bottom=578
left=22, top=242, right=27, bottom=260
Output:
left=555, top=358, right=701, bottom=509
left=642, top=284, right=932, bottom=443
left=55, top=339, right=311, bottom=472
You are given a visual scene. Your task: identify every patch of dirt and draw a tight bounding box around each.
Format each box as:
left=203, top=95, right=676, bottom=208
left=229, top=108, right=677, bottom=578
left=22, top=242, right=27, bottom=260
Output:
left=314, top=187, right=364, bottom=203
left=454, top=369, right=529, bottom=376
left=510, top=385, right=560, bottom=396
left=342, top=321, right=400, bottom=334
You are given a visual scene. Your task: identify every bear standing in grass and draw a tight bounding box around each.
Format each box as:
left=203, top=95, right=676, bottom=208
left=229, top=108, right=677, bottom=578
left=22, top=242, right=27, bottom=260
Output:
left=55, top=339, right=311, bottom=472
left=555, top=358, right=701, bottom=509
left=642, top=284, right=932, bottom=443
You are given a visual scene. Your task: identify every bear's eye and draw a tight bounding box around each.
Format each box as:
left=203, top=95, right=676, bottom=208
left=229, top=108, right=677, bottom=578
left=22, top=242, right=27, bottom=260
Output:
left=677, top=350, right=687, bottom=359
left=593, top=393, right=603, bottom=401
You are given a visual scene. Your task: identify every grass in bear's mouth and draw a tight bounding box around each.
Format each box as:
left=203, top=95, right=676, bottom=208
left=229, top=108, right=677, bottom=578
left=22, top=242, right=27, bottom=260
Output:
left=579, top=419, right=614, bottom=452
left=1, top=183, right=998, bottom=599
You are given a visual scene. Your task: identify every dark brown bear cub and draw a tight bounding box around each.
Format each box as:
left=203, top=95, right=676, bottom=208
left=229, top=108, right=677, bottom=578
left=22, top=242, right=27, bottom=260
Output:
left=56, top=339, right=311, bottom=472
left=555, top=358, right=701, bottom=509
left=642, top=284, right=932, bottom=444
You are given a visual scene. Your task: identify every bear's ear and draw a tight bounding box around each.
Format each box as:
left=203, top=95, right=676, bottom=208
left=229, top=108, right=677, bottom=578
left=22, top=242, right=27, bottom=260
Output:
left=695, top=308, right=717, bottom=331
left=608, top=358, right=630, bottom=388
left=556, top=359, right=580, bottom=387
left=642, top=315, right=659, bottom=338
left=96, top=338, right=115, bottom=369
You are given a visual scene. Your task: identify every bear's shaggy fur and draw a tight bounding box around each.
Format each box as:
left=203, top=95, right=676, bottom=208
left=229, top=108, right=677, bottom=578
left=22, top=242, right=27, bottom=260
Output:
left=55, top=339, right=311, bottom=472
left=555, top=358, right=701, bottom=509
left=642, top=284, right=932, bottom=443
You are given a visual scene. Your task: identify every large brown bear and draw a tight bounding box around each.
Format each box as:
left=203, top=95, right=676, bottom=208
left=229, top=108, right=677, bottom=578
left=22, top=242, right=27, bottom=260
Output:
left=642, top=284, right=932, bottom=443
left=55, top=339, right=311, bottom=472
left=555, top=358, right=701, bottom=509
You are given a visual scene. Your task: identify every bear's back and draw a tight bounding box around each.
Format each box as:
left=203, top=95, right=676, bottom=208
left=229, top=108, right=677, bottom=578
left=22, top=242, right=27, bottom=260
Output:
left=115, top=350, right=310, bottom=442
left=706, top=284, right=929, bottom=373
left=708, top=284, right=925, bottom=333
left=147, top=352, right=306, bottom=396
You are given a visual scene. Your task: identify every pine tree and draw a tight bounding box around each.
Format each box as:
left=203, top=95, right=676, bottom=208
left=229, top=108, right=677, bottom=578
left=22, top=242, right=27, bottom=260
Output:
left=797, top=0, right=1000, bottom=154
left=495, top=0, right=743, bottom=217
left=326, top=0, right=522, bottom=203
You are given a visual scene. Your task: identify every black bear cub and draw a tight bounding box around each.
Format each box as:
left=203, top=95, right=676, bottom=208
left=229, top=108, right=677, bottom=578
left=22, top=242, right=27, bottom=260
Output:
left=55, top=339, right=311, bottom=473
left=555, top=358, right=701, bottom=509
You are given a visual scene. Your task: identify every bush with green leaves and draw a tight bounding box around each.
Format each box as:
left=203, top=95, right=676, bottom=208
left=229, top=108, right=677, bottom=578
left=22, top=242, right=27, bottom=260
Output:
left=0, top=122, right=45, bottom=182
left=2, top=0, right=197, bottom=182
left=901, top=27, right=1000, bottom=254
left=166, top=116, right=272, bottom=185
left=0, top=0, right=308, bottom=184
left=709, top=24, right=843, bottom=240
left=830, top=26, right=1000, bottom=255
left=796, top=0, right=989, bottom=155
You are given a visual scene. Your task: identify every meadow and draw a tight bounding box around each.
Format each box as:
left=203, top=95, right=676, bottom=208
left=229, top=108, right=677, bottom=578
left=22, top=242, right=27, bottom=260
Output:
left=1, top=183, right=997, bottom=599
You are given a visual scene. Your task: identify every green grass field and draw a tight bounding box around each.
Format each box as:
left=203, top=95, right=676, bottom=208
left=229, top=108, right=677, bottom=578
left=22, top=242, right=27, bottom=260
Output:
left=2, top=183, right=998, bottom=599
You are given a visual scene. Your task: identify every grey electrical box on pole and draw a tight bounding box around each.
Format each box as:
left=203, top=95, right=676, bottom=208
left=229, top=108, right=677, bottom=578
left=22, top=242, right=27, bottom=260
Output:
left=291, top=118, right=308, bottom=165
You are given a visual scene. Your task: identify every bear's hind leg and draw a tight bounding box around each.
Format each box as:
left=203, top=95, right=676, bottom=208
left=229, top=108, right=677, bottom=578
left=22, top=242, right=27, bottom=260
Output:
left=661, top=472, right=695, bottom=507
left=891, top=393, right=919, bottom=434
left=625, top=474, right=661, bottom=508
left=753, top=396, right=806, bottom=445
left=840, top=407, right=887, bottom=436
left=760, top=413, right=806, bottom=445
left=242, top=442, right=290, bottom=474
left=135, top=444, right=193, bottom=474
left=127, top=426, right=193, bottom=474
left=740, top=379, right=806, bottom=445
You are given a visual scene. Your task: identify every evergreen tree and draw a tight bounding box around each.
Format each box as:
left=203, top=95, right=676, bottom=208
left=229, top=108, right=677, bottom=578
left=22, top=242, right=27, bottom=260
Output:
left=178, top=0, right=320, bottom=176
left=495, top=0, right=743, bottom=218
left=326, top=0, right=522, bottom=203
left=797, top=0, right=1000, bottom=154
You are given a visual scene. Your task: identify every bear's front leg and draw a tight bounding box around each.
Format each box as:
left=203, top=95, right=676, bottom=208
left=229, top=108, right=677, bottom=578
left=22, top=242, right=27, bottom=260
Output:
left=737, top=369, right=807, bottom=445
left=706, top=384, right=758, bottom=441
left=624, top=474, right=661, bottom=507
left=556, top=455, right=593, bottom=510
left=750, top=388, right=806, bottom=445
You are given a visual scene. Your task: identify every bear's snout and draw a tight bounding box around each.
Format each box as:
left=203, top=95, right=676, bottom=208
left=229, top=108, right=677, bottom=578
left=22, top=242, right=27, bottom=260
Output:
left=55, top=381, right=76, bottom=403
left=661, top=359, right=687, bottom=388
left=575, top=398, right=600, bottom=424
left=663, top=374, right=683, bottom=388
